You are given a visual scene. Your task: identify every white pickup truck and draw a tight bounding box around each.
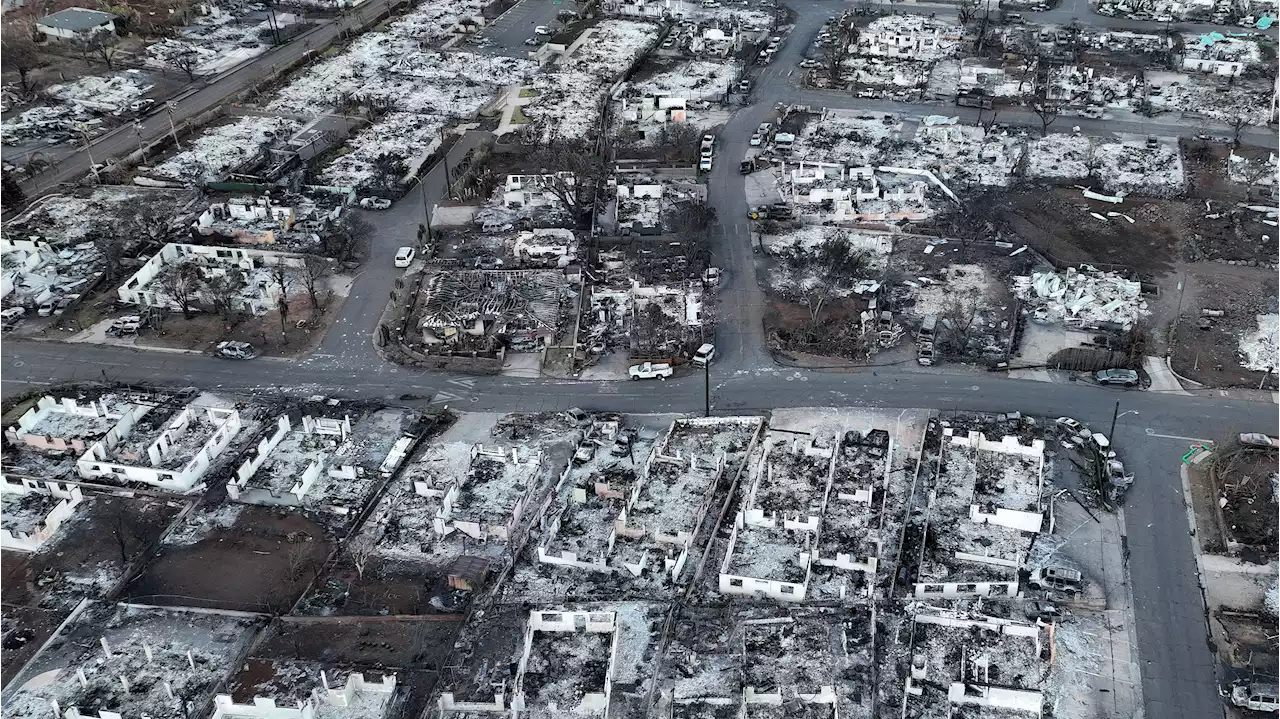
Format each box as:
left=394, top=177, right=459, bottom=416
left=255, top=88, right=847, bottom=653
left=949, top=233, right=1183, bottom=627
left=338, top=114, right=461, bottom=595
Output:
left=629, top=362, right=673, bottom=380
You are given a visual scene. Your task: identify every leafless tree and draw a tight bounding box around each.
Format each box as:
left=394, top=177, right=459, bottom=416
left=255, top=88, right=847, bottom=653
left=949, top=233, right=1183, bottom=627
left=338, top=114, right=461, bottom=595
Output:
left=527, top=135, right=607, bottom=223
left=92, top=232, right=129, bottom=281
left=127, top=204, right=176, bottom=249
left=204, top=267, right=247, bottom=319
left=939, top=296, right=982, bottom=357
left=93, top=36, right=124, bottom=70
left=2, top=26, right=43, bottom=94
left=1227, top=116, right=1250, bottom=145
left=667, top=202, right=717, bottom=273
left=157, top=259, right=204, bottom=320
left=975, top=5, right=995, bottom=54
left=776, top=231, right=873, bottom=324
left=164, top=43, right=202, bottom=81
left=325, top=213, right=372, bottom=261
left=957, top=0, right=979, bottom=24
left=654, top=123, right=702, bottom=164
left=285, top=544, right=315, bottom=582
left=102, top=499, right=141, bottom=566
left=821, top=21, right=859, bottom=83
left=270, top=264, right=294, bottom=339
left=1029, top=73, right=1060, bottom=138
left=299, top=256, right=333, bottom=311
left=347, top=534, right=376, bottom=579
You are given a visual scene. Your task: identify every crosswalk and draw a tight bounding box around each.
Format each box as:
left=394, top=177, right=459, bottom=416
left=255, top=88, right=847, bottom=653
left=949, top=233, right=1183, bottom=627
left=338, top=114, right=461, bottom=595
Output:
left=428, top=377, right=478, bottom=404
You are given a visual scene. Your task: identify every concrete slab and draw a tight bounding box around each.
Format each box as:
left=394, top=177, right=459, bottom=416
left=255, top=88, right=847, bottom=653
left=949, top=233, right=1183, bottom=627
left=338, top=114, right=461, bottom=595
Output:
left=1144, top=355, right=1191, bottom=396
left=500, top=351, right=543, bottom=378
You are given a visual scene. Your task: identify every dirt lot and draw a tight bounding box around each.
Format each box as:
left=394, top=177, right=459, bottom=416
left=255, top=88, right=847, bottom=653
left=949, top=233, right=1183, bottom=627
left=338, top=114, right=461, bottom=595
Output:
left=1159, top=263, right=1279, bottom=388
left=1210, top=446, right=1278, bottom=554
left=298, top=555, right=455, bottom=616
left=255, top=616, right=462, bottom=668
left=1, top=494, right=185, bottom=610
left=0, top=601, right=66, bottom=689
left=136, top=294, right=346, bottom=358
left=234, top=628, right=446, bottom=719
left=1215, top=611, right=1279, bottom=698
left=123, top=505, right=333, bottom=612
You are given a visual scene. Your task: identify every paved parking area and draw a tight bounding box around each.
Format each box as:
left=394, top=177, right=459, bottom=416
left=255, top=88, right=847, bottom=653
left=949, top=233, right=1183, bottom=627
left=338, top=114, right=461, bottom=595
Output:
left=481, top=0, right=578, bottom=53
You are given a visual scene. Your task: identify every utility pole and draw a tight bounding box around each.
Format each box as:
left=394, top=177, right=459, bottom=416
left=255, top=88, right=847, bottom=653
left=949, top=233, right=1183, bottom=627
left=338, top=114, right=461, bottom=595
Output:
left=439, top=127, right=453, bottom=199
left=703, top=360, right=711, bottom=417
left=76, top=124, right=100, bottom=183
left=165, top=101, right=181, bottom=149
left=1108, top=400, right=1120, bottom=444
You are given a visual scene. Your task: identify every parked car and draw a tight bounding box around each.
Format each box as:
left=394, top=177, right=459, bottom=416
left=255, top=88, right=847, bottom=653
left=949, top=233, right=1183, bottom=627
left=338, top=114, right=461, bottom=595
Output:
left=1055, top=417, right=1086, bottom=434
left=1094, top=368, right=1139, bottom=387
left=1225, top=681, right=1280, bottom=713
left=535, top=25, right=552, bottom=35
left=799, top=59, right=821, bottom=69
left=738, top=79, right=751, bottom=93
left=629, top=362, right=673, bottom=380
left=916, top=342, right=934, bottom=366
left=107, top=315, right=143, bottom=337
left=698, top=157, right=712, bottom=172
left=359, top=197, right=392, bottom=210
left=692, top=343, right=716, bottom=366
left=573, top=441, right=597, bottom=464
left=749, top=133, right=764, bottom=146
left=1239, top=432, right=1280, bottom=448
left=394, top=246, right=416, bottom=268
left=524, top=37, right=540, bottom=45
left=1024, top=600, right=1064, bottom=621
left=1, top=307, right=26, bottom=325
left=214, top=341, right=258, bottom=360
left=1026, top=566, right=1082, bottom=594
left=740, top=160, right=757, bottom=174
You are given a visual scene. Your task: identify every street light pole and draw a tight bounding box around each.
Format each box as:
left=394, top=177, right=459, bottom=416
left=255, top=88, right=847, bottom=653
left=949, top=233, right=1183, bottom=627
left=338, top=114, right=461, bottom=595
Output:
left=134, top=122, right=147, bottom=162
left=1108, top=403, right=1139, bottom=445
left=165, top=102, right=181, bottom=149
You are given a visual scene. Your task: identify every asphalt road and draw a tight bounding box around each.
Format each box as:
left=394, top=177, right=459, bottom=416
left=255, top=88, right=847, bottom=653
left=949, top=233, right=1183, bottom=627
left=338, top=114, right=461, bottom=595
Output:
left=18, top=0, right=400, bottom=195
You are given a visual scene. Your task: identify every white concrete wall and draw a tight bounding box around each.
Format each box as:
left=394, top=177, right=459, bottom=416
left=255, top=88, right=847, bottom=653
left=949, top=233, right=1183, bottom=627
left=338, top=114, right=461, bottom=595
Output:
left=78, top=405, right=242, bottom=491
left=718, top=572, right=807, bottom=601
left=947, top=684, right=1043, bottom=712
left=1182, top=57, right=1242, bottom=76
left=211, top=673, right=396, bottom=719
left=6, top=396, right=128, bottom=453
left=117, top=243, right=308, bottom=314
left=913, top=580, right=1018, bottom=598
left=0, top=484, right=84, bottom=552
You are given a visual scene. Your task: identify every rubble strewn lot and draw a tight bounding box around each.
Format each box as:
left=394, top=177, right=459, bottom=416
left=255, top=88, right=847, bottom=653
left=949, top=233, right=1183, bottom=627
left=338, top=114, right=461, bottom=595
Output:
left=2, top=601, right=263, bottom=719
left=150, top=116, right=301, bottom=185
left=0, top=393, right=1143, bottom=719
left=525, top=20, right=662, bottom=140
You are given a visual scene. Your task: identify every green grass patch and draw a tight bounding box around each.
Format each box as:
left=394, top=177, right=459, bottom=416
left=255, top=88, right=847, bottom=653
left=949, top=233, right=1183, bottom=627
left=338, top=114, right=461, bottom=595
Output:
left=511, top=107, right=530, bottom=124
left=518, top=87, right=541, bottom=98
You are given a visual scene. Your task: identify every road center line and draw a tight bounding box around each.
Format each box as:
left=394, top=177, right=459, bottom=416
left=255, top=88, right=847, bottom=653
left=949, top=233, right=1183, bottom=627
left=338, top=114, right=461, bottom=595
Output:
left=1144, top=428, right=1214, bottom=444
